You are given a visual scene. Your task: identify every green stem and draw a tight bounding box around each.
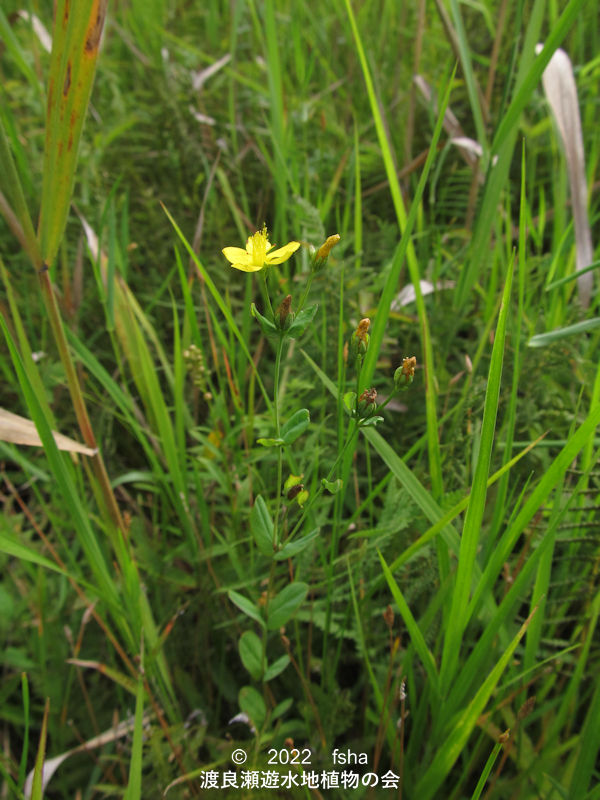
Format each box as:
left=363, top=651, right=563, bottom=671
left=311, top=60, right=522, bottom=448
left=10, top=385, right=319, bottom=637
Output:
left=287, top=419, right=361, bottom=543
left=261, top=269, right=275, bottom=320
left=296, top=271, right=315, bottom=314
left=320, top=418, right=362, bottom=689
left=38, top=270, right=126, bottom=545
left=273, top=334, right=285, bottom=541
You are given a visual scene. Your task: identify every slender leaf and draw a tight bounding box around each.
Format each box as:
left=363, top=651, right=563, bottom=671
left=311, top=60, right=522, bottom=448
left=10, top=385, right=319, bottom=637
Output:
left=123, top=675, right=144, bottom=800
left=415, top=606, right=537, bottom=799
left=267, top=582, right=308, bottom=630
left=239, top=631, right=264, bottom=680
left=38, top=0, right=108, bottom=268
left=228, top=590, right=265, bottom=629
left=440, top=257, right=514, bottom=693
left=29, top=698, right=50, bottom=800
left=378, top=551, right=440, bottom=697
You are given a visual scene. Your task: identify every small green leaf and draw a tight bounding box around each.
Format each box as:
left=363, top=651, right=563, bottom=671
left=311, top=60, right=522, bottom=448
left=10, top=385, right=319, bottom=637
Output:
left=250, top=302, right=278, bottom=336
left=239, top=631, right=264, bottom=680
left=359, top=415, right=384, bottom=427
left=271, top=697, right=293, bottom=720
left=228, top=590, right=265, bottom=629
left=264, top=654, right=290, bottom=682
left=275, top=529, right=320, bottom=560
left=267, top=582, right=309, bottom=630
left=251, top=496, right=276, bottom=556
left=281, top=408, right=310, bottom=445
left=287, top=303, right=318, bottom=338
left=257, top=437, right=285, bottom=447
left=321, top=478, right=343, bottom=494
left=239, top=686, right=267, bottom=730
left=343, top=391, right=357, bottom=414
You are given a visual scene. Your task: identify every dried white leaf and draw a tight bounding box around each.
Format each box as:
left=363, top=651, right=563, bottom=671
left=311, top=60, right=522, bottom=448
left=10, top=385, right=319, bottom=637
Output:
left=391, top=280, right=455, bottom=310
left=191, top=53, right=231, bottom=91
left=17, top=11, right=52, bottom=52
left=24, top=713, right=151, bottom=798
left=450, top=137, right=483, bottom=158
left=537, top=44, right=594, bottom=307
left=188, top=107, right=216, bottom=125
left=0, top=408, right=96, bottom=455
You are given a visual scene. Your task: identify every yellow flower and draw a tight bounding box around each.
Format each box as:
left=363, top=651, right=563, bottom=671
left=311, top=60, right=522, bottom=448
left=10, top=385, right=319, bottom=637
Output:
left=222, top=225, right=300, bottom=273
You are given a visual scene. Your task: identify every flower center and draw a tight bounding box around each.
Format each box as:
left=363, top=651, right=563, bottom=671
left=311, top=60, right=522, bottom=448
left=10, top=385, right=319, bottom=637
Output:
left=249, top=226, right=271, bottom=266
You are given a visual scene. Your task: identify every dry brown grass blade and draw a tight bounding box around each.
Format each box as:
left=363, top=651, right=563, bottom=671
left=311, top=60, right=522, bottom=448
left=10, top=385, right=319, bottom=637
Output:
left=0, top=407, right=96, bottom=455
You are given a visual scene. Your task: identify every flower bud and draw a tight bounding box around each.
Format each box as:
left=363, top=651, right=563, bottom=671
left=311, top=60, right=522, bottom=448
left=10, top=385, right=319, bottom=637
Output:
left=394, top=356, right=416, bottom=390
left=296, top=489, right=309, bottom=507
left=350, top=318, right=370, bottom=359
left=312, top=233, right=340, bottom=271
left=275, top=294, right=294, bottom=330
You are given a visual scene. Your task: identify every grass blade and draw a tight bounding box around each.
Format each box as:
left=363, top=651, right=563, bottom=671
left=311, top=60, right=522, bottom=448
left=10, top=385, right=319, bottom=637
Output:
left=124, top=671, right=145, bottom=800
left=456, top=0, right=587, bottom=306
left=378, top=551, right=440, bottom=697
left=344, top=0, right=455, bottom=501
left=38, top=0, right=108, bottom=268
left=440, top=256, right=514, bottom=693
left=28, top=698, right=50, bottom=800
left=415, top=605, right=537, bottom=800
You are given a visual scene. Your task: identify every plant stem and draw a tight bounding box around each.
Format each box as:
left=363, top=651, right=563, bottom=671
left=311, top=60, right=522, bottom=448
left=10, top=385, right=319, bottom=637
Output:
left=273, top=334, right=285, bottom=541
left=261, top=269, right=275, bottom=320
left=38, top=269, right=127, bottom=545
left=287, top=418, right=360, bottom=543
left=295, top=271, right=315, bottom=314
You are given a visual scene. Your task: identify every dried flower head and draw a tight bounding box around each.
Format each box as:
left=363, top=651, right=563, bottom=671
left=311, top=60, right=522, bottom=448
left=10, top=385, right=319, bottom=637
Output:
left=394, top=356, right=417, bottom=390
left=350, top=318, right=371, bottom=358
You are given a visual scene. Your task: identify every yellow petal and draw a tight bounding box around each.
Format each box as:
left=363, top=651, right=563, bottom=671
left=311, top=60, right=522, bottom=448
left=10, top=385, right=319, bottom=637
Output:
left=222, top=246, right=250, bottom=264
left=265, top=241, right=300, bottom=265
left=229, top=261, right=265, bottom=272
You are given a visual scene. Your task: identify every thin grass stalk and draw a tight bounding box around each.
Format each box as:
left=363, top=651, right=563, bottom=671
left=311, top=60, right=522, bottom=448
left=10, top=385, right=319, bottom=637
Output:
left=2, top=473, right=137, bottom=678
left=405, top=0, right=426, bottom=165
left=487, top=144, right=527, bottom=553
left=343, top=0, right=450, bottom=505
left=456, top=0, right=587, bottom=306
left=470, top=737, right=505, bottom=800
left=415, top=604, right=538, bottom=800
left=29, top=698, right=50, bottom=800
left=439, top=253, right=513, bottom=694
left=448, top=0, right=488, bottom=153
left=37, top=269, right=126, bottom=542
left=18, top=673, right=30, bottom=790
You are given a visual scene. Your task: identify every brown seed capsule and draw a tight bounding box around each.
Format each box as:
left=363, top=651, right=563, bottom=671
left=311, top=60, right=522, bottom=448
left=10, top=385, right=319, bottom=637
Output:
left=287, top=483, right=304, bottom=501
left=357, top=387, right=377, bottom=418
left=383, top=604, right=394, bottom=629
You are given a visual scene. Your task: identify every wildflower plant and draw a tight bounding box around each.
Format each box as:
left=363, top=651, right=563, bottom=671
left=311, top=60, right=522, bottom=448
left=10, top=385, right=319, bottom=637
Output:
left=219, top=225, right=416, bottom=741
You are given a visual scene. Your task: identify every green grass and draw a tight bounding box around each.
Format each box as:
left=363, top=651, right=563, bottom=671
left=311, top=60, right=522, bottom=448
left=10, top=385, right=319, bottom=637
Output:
left=1, top=1, right=600, bottom=798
